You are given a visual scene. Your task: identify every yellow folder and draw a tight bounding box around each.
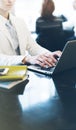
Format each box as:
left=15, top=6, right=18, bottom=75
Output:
left=0, top=66, right=28, bottom=80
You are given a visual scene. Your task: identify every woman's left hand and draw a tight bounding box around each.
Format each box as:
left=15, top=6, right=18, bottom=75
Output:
left=35, top=50, right=62, bottom=67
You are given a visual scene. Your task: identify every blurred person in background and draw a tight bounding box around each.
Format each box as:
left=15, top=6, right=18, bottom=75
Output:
left=36, top=0, right=65, bottom=51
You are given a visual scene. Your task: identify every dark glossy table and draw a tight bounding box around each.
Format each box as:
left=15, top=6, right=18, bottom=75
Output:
left=0, top=69, right=76, bottom=130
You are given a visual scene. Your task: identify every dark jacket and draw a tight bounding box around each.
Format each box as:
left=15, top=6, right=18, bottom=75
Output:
left=36, top=16, right=66, bottom=51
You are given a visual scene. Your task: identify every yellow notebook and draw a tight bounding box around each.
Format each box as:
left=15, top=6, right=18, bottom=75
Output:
left=0, top=66, right=27, bottom=81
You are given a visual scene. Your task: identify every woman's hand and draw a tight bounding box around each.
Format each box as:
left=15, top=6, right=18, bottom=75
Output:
left=35, top=50, right=62, bottom=67
left=22, top=50, right=62, bottom=67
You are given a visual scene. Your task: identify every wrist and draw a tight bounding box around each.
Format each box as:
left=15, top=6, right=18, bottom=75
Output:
left=22, top=57, right=26, bottom=64
left=22, top=55, right=31, bottom=64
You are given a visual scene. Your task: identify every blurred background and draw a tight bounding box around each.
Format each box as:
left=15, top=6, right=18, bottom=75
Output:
left=15, top=0, right=74, bottom=32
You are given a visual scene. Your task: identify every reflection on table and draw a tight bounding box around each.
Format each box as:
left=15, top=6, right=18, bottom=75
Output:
left=0, top=69, right=76, bottom=130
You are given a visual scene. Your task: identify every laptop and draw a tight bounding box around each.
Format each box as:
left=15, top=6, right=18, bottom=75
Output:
left=27, top=40, right=76, bottom=76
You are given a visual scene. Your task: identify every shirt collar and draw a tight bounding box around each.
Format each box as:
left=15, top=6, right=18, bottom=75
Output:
left=0, top=13, right=11, bottom=25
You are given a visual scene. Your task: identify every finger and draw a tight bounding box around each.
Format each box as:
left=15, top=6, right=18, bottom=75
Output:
left=52, top=51, right=62, bottom=57
left=43, top=59, right=56, bottom=67
left=36, top=60, right=46, bottom=67
left=37, top=56, right=56, bottom=67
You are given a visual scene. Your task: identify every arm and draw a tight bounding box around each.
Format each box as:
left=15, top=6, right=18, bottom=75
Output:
left=0, top=54, right=24, bottom=65
left=0, top=15, right=62, bottom=67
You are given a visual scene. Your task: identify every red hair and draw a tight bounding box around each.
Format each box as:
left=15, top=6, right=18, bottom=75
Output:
left=41, top=0, right=55, bottom=18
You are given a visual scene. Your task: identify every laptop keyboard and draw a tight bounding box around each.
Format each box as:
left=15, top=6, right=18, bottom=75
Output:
left=40, top=66, right=54, bottom=71
left=28, top=65, right=55, bottom=75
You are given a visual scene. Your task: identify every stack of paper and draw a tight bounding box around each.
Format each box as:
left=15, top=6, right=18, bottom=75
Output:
left=0, top=66, right=29, bottom=94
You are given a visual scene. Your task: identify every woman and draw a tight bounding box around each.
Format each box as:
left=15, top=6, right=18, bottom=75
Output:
left=0, top=0, right=61, bottom=67
left=36, top=0, right=65, bottom=51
